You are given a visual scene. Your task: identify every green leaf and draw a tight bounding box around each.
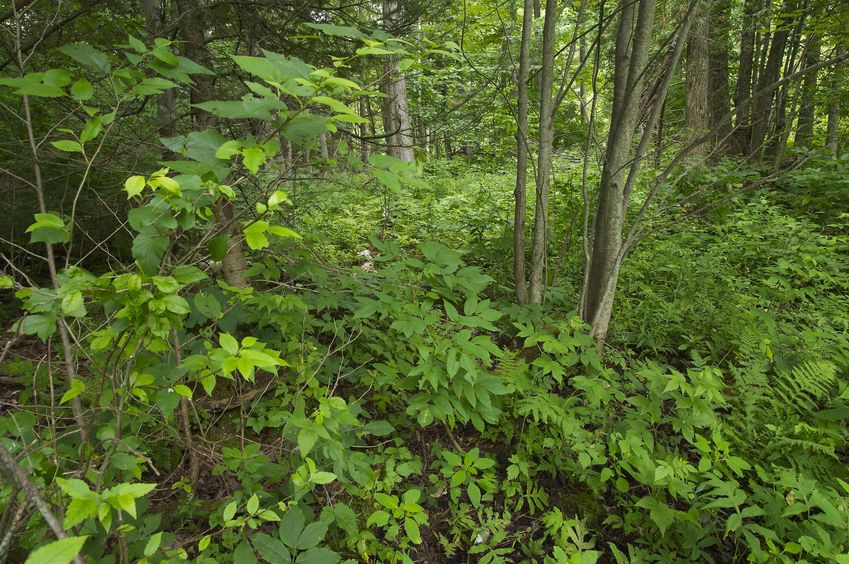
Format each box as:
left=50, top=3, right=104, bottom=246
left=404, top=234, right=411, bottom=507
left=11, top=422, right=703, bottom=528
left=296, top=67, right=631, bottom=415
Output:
left=63, top=497, right=98, bottom=529
left=132, top=233, right=168, bottom=274
left=247, top=494, right=260, bottom=514
left=296, top=521, right=328, bottom=550
left=56, top=478, right=94, bottom=498
left=268, top=225, right=302, bottom=239
left=70, top=78, right=93, bottom=101
left=234, top=542, right=258, bottom=564
left=362, top=420, right=395, bottom=436
left=467, top=482, right=481, bottom=508
left=311, top=95, right=355, bottom=115
left=60, top=379, right=85, bottom=405
left=173, top=385, right=192, bottom=399
left=278, top=509, right=306, bottom=548
left=195, top=96, right=285, bottom=121
left=124, top=176, right=146, bottom=199
left=26, top=212, right=70, bottom=244
left=297, top=427, right=317, bottom=457
left=61, top=291, right=85, bottom=316
left=244, top=221, right=270, bottom=250
left=310, top=471, right=336, bottom=485
left=51, top=140, right=84, bottom=153
left=242, top=146, right=266, bottom=174
left=222, top=500, right=238, bottom=522
left=57, top=43, right=110, bottom=73
left=25, top=536, right=88, bottom=564
left=144, top=532, right=163, bottom=557
left=404, top=517, right=422, bottom=544
left=198, top=535, right=211, bottom=551
left=219, top=333, right=239, bottom=355
left=0, top=275, right=13, bottom=289
left=207, top=235, right=230, bottom=261
left=19, top=314, right=56, bottom=340
left=251, top=533, right=292, bottom=564
left=366, top=510, right=390, bottom=528
left=295, top=547, right=340, bottom=564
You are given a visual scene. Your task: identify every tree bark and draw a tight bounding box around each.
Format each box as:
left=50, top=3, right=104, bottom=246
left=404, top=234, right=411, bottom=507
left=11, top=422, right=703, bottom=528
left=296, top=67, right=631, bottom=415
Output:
left=381, top=0, right=415, bottom=162
left=749, top=0, right=795, bottom=159
left=513, top=0, right=534, bottom=305
left=733, top=0, right=759, bottom=153
left=826, top=45, right=846, bottom=152
left=175, top=0, right=249, bottom=289
left=527, top=0, right=558, bottom=305
left=795, top=34, right=820, bottom=147
left=708, top=0, right=732, bottom=149
left=143, top=0, right=176, bottom=141
left=582, top=0, right=655, bottom=323
left=582, top=0, right=696, bottom=347
left=685, top=3, right=710, bottom=147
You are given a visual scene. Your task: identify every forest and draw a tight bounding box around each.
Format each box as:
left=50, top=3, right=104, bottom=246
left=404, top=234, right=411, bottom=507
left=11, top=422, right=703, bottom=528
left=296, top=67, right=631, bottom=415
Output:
left=0, top=0, right=848, bottom=562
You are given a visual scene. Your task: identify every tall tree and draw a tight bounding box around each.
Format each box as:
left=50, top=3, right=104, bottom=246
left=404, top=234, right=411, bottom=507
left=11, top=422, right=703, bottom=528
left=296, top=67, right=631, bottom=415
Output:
left=382, top=0, right=415, bottom=162
left=685, top=3, right=710, bottom=146
left=527, top=0, right=558, bottom=305
left=733, top=0, right=759, bottom=153
left=708, top=0, right=732, bottom=149
left=174, top=0, right=250, bottom=288
left=795, top=33, right=820, bottom=147
left=513, top=0, right=534, bottom=305
left=582, top=0, right=698, bottom=345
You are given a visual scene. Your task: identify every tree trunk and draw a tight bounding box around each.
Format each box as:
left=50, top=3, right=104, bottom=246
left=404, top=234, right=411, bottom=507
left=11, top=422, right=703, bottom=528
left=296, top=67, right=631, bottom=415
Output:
left=826, top=45, right=845, bottom=152
left=749, top=0, right=795, bottom=159
left=381, top=0, right=415, bottom=162
left=175, top=0, right=249, bottom=289
left=359, top=96, right=370, bottom=163
left=795, top=34, right=819, bottom=148
left=527, top=0, right=558, bottom=305
left=685, top=3, right=710, bottom=148
left=513, top=0, right=534, bottom=305
left=708, top=0, right=732, bottom=150
left=142, top=0, right=175, bottom=141
left=582, top=0, right=655, bottom=324
left=582, top=0, right=696, bottom=347
left=733, top=0, right=759, bottom=153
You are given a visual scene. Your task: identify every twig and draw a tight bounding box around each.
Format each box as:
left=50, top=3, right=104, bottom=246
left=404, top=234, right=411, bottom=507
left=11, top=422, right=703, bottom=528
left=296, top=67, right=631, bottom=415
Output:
left=0, top=444, right=84, bottom=564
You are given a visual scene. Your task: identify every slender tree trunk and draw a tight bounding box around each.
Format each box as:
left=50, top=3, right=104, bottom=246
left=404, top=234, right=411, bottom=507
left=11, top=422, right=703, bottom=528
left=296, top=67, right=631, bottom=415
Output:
left=175, top=0, right=249, bottom=288
left=142, top=0, right=175, bottom=140
left=583, top=0, right=654, bottom=322
left=359, top=96, right=370, bottom=163
left=685, top=3, right=710, bottom=148
left=528, top=0, right=558, bottom=305
left=513, top=0, right=534, bottom=305
left=382, top=0, right=415, bottom=162
left=733, top=0, right=758, bottom=153
left=826, top=45, right=845, bottom=152
left=766, top=7, right=805, bottom=161
left=708, top=0, right=732, bottom=149
left=795, top=34, right=820, bottom=147
left=749, top=0, right=794, bottom=159
left=582, top=0, right=696, bottom=346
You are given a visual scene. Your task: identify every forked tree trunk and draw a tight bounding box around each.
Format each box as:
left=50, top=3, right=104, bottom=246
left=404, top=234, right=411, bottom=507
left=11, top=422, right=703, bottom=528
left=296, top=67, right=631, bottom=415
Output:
left=582, top=0, right=697, bottom=347
left=582, top=0, right=655, bottom=326
left=527, top=0, right=558, bottom=305
left=381, top=0, right=415, bottom=162
left=513, top=0, right=534, bottom=305
left=175, top=0, right=249, bottom=289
